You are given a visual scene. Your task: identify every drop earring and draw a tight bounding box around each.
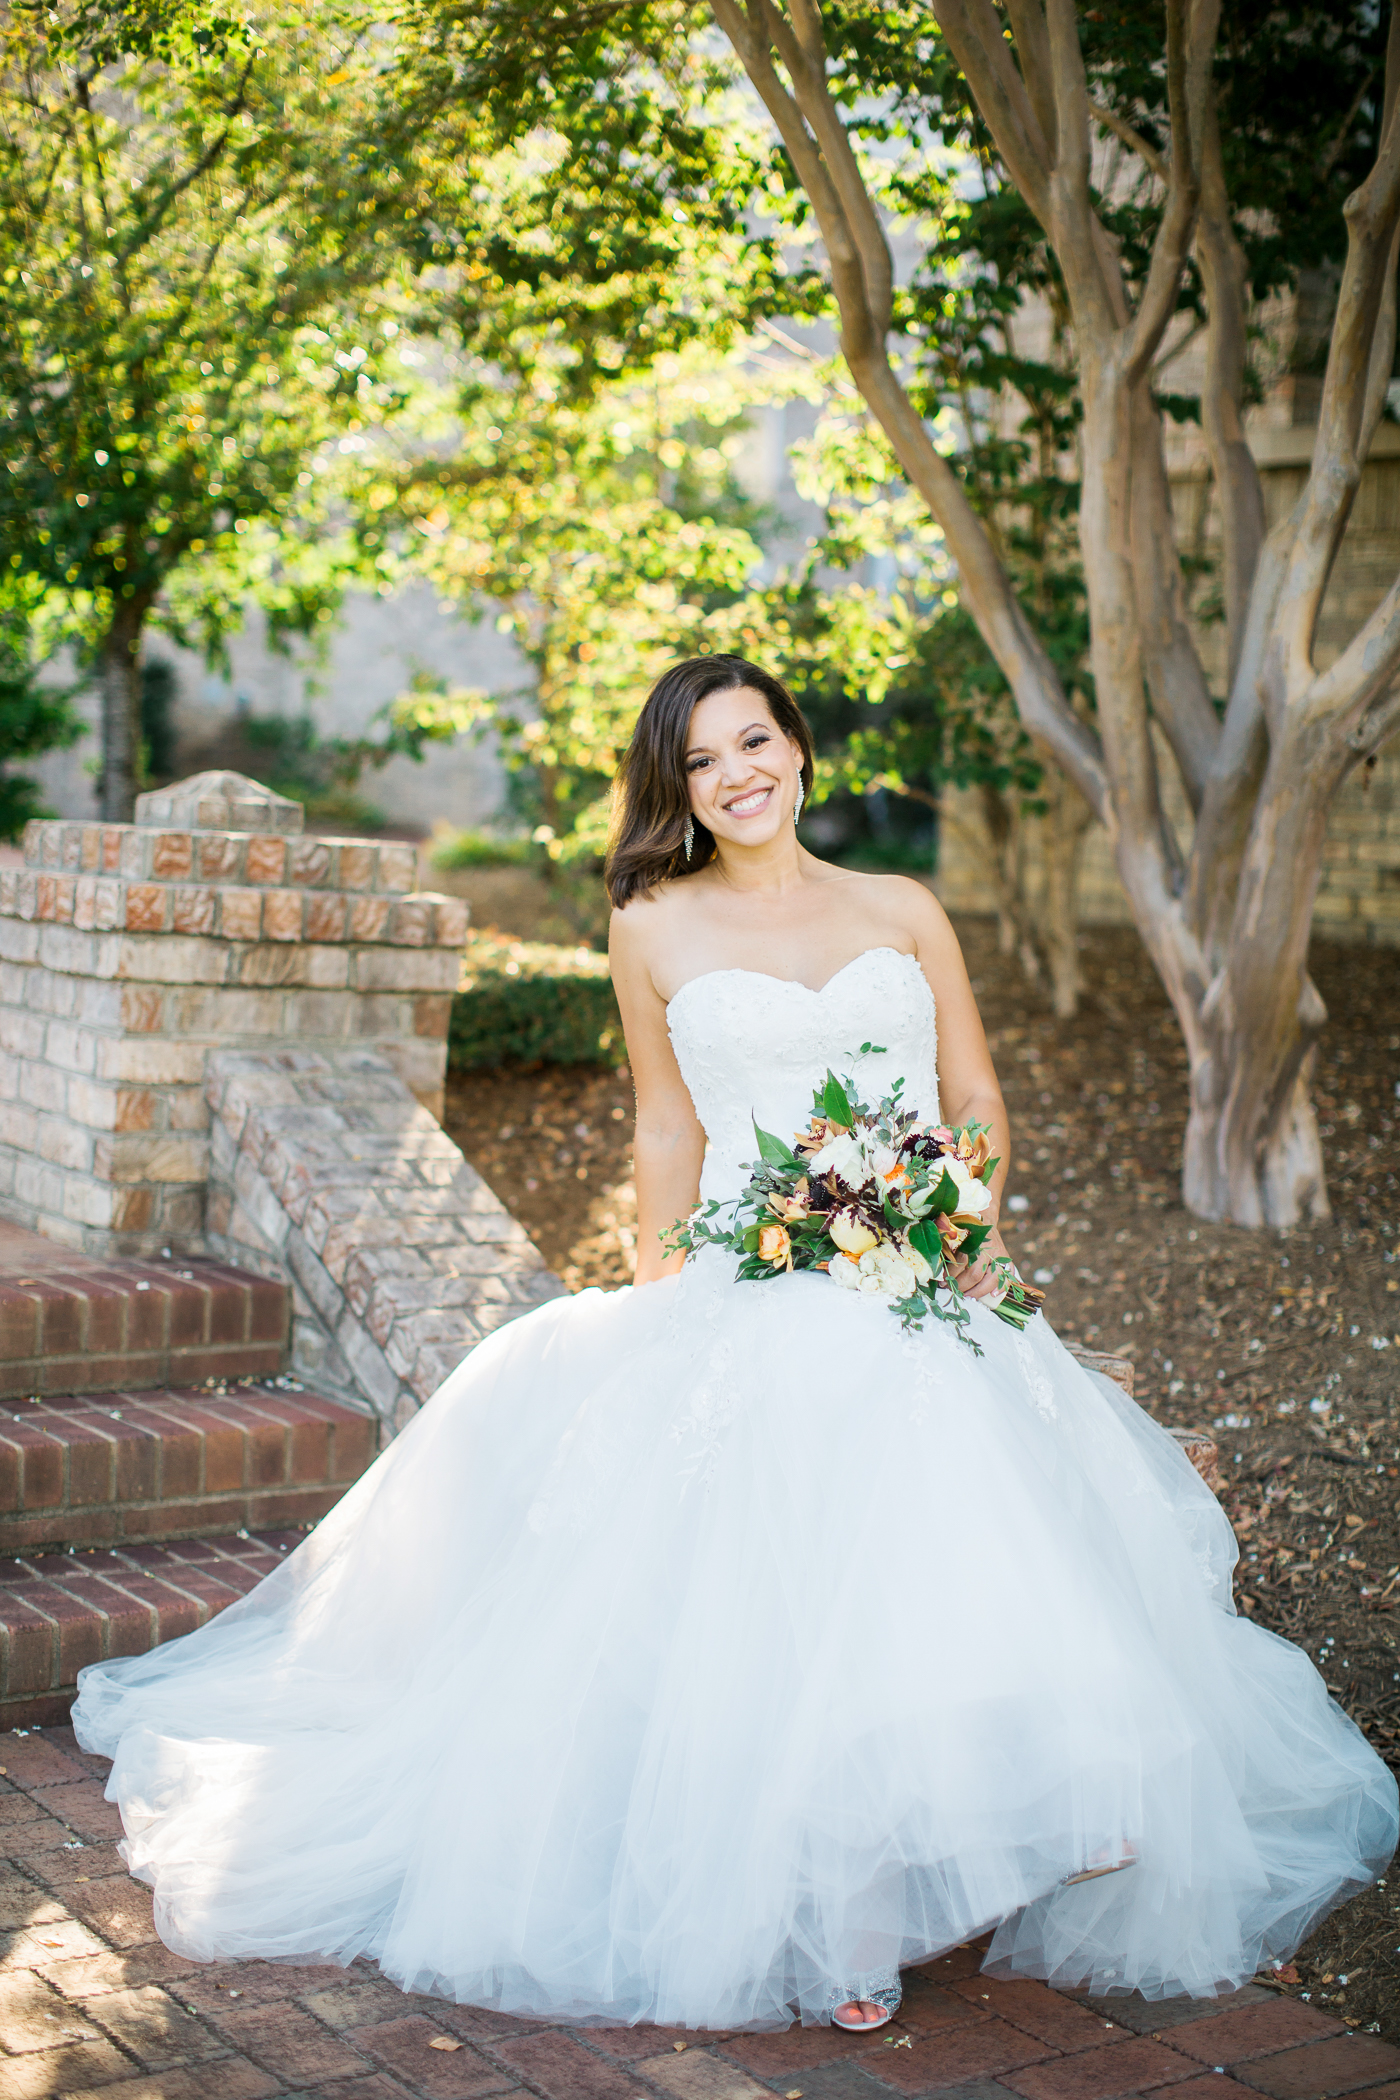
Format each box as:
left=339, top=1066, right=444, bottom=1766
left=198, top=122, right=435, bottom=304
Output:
left=683, top=814, right=694, bottom=863
left=793, top=783, right=804, bottom=830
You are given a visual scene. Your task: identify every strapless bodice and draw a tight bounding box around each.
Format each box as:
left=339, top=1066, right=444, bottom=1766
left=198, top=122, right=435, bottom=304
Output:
left=666, top=947, right=940, bottom=1204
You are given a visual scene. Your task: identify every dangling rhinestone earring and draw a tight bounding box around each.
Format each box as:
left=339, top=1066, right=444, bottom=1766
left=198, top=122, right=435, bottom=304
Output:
left=793, top=782, right=804, bottom=830
left=683, top=814, right=695, bottom=863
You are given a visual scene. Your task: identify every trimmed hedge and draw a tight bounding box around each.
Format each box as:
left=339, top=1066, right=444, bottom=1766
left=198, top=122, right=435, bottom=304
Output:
left=449, top=935, right=624, bottom=1069
left=430, top=827, right=537, bottom=871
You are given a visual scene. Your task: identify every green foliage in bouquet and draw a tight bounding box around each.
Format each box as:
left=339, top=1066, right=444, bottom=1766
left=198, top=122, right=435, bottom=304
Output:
left=666, top=1057, right=1043, bottom=1351
left=449, top=936, right=622, bottom=1071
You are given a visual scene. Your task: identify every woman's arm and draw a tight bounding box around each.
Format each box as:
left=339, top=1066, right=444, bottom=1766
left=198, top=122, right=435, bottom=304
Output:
left=610, top=905, right=707, bottom=1286
left=907, top=888, right=1015, bottom=1301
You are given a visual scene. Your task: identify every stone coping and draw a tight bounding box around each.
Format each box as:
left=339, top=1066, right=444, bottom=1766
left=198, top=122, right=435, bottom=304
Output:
left=1, top=866, right=467, bottom=949
left=21, top=817, right=420, bottom=894
left=135, top=770, right=304, bottom=833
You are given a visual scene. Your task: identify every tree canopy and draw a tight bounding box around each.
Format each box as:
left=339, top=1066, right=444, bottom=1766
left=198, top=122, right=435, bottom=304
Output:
left=0, top=0, right=444, bottom=814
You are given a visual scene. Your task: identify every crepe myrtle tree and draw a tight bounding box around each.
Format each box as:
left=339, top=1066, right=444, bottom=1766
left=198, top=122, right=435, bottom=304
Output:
left=702, top=0, right=1400, bottom=1229
left=0, top=1, right=438, bottom=821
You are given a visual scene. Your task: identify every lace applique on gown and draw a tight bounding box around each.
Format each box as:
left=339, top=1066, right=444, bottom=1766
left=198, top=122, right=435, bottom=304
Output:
left=72, top=948, right=1398, bottom=2027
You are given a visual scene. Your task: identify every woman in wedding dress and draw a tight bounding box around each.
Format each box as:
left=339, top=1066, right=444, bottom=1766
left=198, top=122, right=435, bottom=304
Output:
left=73, top=653, right=1396, bottom=2030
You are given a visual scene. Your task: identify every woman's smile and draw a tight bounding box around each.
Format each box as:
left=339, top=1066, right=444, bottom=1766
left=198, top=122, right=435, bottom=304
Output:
left=724, top=784, right=775, bottom=817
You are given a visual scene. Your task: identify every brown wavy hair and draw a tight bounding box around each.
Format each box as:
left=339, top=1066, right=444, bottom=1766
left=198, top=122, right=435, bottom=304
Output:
left=605, top=655, right=815, bottom=908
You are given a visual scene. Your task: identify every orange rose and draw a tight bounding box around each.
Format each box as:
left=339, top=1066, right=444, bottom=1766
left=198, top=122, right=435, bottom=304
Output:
left=757, top=1223, right=793, bottom=1269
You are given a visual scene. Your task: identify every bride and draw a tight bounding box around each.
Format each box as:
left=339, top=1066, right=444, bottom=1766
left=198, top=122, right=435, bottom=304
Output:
left=73, top=653, right=1397, bottom=2030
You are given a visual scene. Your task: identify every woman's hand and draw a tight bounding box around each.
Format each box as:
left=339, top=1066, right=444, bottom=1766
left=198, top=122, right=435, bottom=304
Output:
left=952, top=1224, right=1018, bottom=1303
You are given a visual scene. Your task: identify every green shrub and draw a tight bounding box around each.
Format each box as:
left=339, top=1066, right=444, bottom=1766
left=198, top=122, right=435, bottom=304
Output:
left=449, top=935, right=623, bottom=1068
left=430, top=827, right=537, bottom=871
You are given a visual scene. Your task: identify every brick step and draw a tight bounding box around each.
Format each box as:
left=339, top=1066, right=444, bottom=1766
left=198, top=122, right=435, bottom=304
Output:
left=0, top=1528, right=311, bottom=1729
left=0, top=1222, right=288, bottom=1397
left=0, top=1380, right=374, bottom=1555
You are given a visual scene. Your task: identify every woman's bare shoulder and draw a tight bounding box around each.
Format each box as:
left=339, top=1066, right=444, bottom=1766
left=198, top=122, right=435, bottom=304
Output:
left=810, top=864, right=955, bottom=942
left=610, top=879, right=687, bottom=934
left=609, top=881, right=697, bottom=984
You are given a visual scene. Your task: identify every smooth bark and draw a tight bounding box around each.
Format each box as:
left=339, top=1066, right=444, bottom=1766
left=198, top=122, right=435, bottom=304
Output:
left=1037, top=770, right=1092, bottom=1021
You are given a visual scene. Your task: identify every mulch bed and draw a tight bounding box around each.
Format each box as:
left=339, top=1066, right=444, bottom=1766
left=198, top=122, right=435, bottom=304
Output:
left=443, top=915, right=1400, bottom=2038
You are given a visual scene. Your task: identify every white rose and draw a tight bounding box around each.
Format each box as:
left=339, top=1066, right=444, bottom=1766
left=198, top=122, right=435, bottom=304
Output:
left=828, top=1206, right=880, bottom=1256
left=943, top=1154, right=992, bottom=1216
left=827, top=1253, right=861, bottom=1289
left=868, top=1245, right=919, bottom=1299
left=808, top=1130, right=871, bottom=1189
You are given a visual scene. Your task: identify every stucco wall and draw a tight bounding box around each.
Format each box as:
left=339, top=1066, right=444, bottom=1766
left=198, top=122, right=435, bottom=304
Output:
left=23, top=583, right=520, bottom=837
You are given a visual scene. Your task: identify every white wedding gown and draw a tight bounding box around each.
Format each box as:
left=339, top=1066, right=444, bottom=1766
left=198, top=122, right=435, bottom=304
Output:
left=73, top=948, right=1397, bottom=2023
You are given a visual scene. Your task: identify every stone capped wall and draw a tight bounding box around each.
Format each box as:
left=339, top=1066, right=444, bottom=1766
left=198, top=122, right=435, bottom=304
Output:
left=0, top=779, right=467, bottom=1258
left=204, top=1047, right=565, bottom=1432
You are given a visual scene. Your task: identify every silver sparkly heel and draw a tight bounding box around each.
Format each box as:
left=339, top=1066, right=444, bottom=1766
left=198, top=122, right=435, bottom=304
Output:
left=828, top=1971, right=902, bottom=2031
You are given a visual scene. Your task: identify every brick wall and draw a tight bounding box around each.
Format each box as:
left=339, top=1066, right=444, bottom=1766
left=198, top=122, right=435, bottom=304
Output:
left=204, top=1047, right=565, bottom=1432
left=0, top=778, right=468, bottom=1258
left=934, top=447, right=1400, bottom=944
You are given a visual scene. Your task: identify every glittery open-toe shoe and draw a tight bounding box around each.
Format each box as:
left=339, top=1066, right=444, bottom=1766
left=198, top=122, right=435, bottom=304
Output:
left=829, top=1976, right=903, bottom=2031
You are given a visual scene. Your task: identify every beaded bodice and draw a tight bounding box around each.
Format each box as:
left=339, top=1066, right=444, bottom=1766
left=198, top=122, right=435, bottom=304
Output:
left=666, top=947, right=940, bottom=1205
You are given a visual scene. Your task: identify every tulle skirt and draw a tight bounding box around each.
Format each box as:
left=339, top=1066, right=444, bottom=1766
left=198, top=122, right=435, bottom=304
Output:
left=72, top=1253, right=1398, bottom=2024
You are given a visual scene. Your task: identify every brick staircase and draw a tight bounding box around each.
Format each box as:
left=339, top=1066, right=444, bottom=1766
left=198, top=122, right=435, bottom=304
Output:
left=0, top=1218, right=286, bottom=1398
left=0, top=1218, right=376, bottom=1728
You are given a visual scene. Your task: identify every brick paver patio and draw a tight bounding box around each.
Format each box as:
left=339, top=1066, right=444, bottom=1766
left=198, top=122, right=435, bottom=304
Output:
left=3, top=1727, right=1398, bottom=2100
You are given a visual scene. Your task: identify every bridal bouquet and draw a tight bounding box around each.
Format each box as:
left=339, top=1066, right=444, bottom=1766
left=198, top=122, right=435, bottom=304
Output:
left=666, top=1057, right=1044, bottom=1349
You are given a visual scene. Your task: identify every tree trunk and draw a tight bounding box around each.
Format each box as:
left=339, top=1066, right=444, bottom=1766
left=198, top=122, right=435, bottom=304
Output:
left=1181, top=723, right=1341, bottom=1227
left=977, top=780, right=1042, bottom=983
left=1036, top=769, right=1091, bottom=1020
left=98, top=600, right=145, bottom=822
